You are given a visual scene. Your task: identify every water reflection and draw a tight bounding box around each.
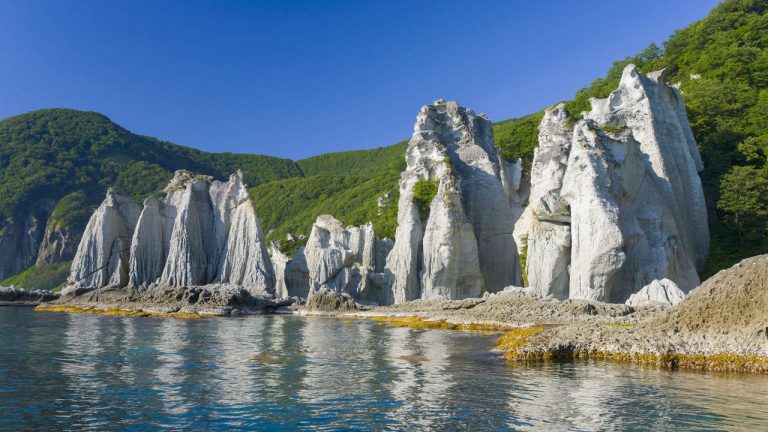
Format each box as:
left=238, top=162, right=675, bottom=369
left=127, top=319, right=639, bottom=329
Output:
left=0, top=307, right=766, bottom=431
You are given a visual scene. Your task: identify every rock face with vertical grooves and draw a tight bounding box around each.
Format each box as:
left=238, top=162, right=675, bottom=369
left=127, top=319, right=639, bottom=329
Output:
left=519, top=64, right=709, bottom=303
left=211, top=173, right=274, bottom=292
left=384, top=100, right=521, bottom=304
left=65, top=189, right=140, bottom=294
left=159, top=175, right=216, bottom=287
left=64, top=170, right=274, bottom=296
left=302, top=215, right=392, bottom=305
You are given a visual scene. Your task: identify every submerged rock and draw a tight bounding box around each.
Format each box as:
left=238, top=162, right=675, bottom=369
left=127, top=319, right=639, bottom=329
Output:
left=519, top=65, right=708, bottom=303
left=625, top=279, right=685, bottom=307
left=385, top=100, right=521, bottom=304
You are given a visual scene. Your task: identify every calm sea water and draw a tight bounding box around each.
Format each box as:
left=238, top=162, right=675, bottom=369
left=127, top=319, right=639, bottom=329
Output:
left=0, top=307, right=766, bottom=431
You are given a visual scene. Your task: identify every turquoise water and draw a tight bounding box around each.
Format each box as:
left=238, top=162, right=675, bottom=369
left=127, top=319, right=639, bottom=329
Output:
left=1, top=307, right=766, bottom=431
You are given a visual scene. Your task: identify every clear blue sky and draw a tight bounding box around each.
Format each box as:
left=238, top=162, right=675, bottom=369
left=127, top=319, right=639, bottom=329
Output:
left=0, top=0, right=720, bottom=159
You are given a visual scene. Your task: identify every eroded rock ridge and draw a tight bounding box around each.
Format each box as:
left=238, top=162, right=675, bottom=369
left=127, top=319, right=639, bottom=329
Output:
left=385, top=100, right=522, bottom=304
left=65, top=170, right=274, bottom=295
left=515, top=65, right=709, bottom=303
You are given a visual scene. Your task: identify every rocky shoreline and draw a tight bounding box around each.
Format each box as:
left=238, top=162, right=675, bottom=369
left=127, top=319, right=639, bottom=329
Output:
left=37, top=284, right=298, bottom=317
left=0, top=286, right=60, bottom=306
left=337, top=255, right=768, bottom=374
left=17, top=254, right=767, bottom=374
left=5, top=64, right=764, bottom=374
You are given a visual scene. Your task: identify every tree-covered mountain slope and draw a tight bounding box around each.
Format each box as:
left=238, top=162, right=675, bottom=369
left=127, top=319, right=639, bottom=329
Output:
left=0, top=108, right=302, bottom=285
left=486, top=0, right=768, bottom=277
left=1, top=0, right=766, bottom=289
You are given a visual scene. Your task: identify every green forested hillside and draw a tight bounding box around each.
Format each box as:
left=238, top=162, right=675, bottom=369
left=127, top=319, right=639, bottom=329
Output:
left=489, top=0, right=768, bottom=276
left=297, top=142, right=408, bottom=177
left=1, top=0, right=766, bottom=288
left=0, top=108, right=301, bottom=224
left=252, top=148, right=404, bottom=243
left=0, top=109, right=303, bottom=288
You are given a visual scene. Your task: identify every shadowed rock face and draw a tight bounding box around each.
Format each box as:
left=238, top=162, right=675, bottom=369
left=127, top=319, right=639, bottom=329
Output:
left=384, top=100, right=522, bottom=304
left=66, top=170, right=275, bottom=296
left=269, top=243, right=310, bottom=299
left=0, top=199, right=56, bottom=280
left=519, top=64, right=708, bottom=303
left=35, top=220, right=78, bottom=265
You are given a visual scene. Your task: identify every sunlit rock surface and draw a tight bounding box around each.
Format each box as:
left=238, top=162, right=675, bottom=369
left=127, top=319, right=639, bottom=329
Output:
left=625, top=278, right=685, bottom=307
left=520, top=65, right=709, bottom=303
left=303, top=215, right=391, bottom=305
left=66, top=171, right=274, bottom=296
left=384, top=100, right=521, bottom=304
left=66, top=189, right=140, bottom=295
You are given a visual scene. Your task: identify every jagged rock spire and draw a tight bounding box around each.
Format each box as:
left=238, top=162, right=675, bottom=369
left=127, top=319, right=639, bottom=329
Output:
left=67, top=188, right=140, bottom=292
left=519, top=64, right=708, bottom=302
left=384, top=100, right=522, bottom=304
left=67, top=170, right=275, bottom=295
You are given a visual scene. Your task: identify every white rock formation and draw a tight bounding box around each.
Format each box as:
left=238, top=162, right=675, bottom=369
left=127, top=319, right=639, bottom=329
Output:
left=585, top=65, right=709, bottom=272
left=159, top=175, right=216, bottom=287
left=211, top=173, right=274, bottom=291
left=303, top=215, right=392, bottom=304
left=625, top=278, right=685, bottom=307
left=384, top=100, right=522, bottom=304
left=516, top=104, right=573, bottom=300
left=519, top=64, right=709, bottom=303
left=67, top=189, right=140, bottom=293
left=67, top=170, right=275, bottom=295
left=269, top=243, right=309, bottom=299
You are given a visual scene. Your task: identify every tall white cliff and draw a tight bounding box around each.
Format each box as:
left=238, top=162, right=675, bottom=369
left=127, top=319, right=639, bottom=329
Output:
left=517, top=64, right=709, bottom=303
left=67, top=170, right=275, bottom=295
left=68, top=189, right=140, bottom=291
left=385, top=100, right=522, bottom=304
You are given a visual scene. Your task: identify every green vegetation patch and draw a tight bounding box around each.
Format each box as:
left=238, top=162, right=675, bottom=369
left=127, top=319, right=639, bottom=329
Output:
left=518, top=234, right=529, bottom=287
left=0, top=108, right=300, bottom=221
left=47, top=191, right=95, bottom=232
left=412, top=178, right=438, bottom=220
left=297, top=141, right=407, bottom=177
left=493, top=112, right=544, bottom=168
left=1, top=261, right=71, bottom=291
left=250, top=140, right=407, bottom=243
